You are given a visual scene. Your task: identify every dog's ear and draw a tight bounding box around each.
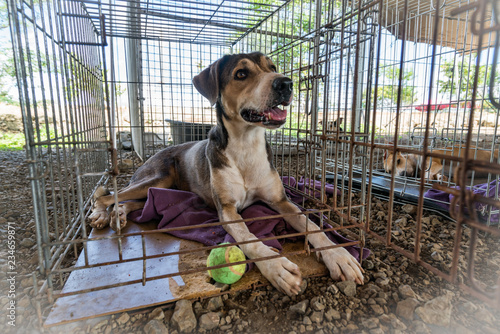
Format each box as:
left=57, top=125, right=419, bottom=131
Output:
left=193, top=60, right=221, bottom=106
left=383, top=140, right=393, bottom=160
left=383, top=141, right=395, bottom=158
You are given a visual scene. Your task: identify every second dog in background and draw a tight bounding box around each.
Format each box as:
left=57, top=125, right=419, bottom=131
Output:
left=383, top=146, right=499, bottom=182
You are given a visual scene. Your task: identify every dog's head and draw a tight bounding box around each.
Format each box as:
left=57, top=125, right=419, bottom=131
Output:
left=319, top=117, right=343, bottom=133
left=383, top=150, right=416, bottom=177
left=192, top=52, right=293, bottom=129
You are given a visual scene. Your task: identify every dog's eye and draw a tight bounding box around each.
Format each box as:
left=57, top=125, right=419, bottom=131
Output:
left=270, top=65, right=277, bottom=72
left=397, top=159, right=401, bottom=164
left=235, top=69, right=248, bottom=80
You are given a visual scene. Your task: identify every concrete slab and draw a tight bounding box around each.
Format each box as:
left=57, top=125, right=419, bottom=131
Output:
left=44, top=222, right=187, bottom=327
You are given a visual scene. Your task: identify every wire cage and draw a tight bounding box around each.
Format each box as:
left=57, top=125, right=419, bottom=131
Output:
left=6, top=0, right=500, bottom=327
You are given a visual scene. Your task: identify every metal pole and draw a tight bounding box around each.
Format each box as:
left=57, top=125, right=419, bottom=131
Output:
left=126, top=0, right=143, bottom=159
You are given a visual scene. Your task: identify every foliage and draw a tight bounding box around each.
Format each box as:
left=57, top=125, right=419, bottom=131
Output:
left=0, top=121, right=59, bottom=150
left=0, top=46, right=17, bottom=105
left=373, top=66, right=418, bottom=107
left=0, top=90, right=19, bottom=105
left=243, top=0, right=344, bottom=91
left=0, top=131, right=25, bottom=150
left=438, top=54, right=500, bottom=109
left=1, top=1, right=18, bottom=104
left=282, top=111, right=309, bottom=139
left=0, top=1, right=9, bottom=30
left=1, top=0, right=116, bottom=107
left=1, top=0, right=45, bottom=106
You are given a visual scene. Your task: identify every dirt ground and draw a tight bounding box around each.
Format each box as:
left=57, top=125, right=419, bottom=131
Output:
left=1, top=150, right=499, bottom=334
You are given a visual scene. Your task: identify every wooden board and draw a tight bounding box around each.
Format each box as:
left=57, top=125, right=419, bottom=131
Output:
left=45, top=222, right=328, bottom=327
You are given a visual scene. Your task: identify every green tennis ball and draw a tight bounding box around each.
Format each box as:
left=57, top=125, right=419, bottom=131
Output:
left=207, top=243, right=246, bottom=284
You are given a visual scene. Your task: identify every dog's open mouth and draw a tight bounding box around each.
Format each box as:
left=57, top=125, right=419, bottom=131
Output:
left=241, top=103, right=289, bottom=127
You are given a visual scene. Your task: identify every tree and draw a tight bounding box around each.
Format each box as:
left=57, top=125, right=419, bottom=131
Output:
left=244, top=0, right=344, bottom=91
left=0, top=1, right=17, bottom=104
left=0, top=46, right=18, bottom=105
left=0, top=1, right=9, bottom=30
left=371, top=66, right=418, bottom=107
left=438, top=54, right=500, bottom=109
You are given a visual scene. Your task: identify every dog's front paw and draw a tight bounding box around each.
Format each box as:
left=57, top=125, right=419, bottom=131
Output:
left=320, top=247, right=364, bottom=285
left=109, top=204, right=128, bottom=231
left=88, top=210, right=110, bottom=229
left=256, top=256, right=302, bottom=296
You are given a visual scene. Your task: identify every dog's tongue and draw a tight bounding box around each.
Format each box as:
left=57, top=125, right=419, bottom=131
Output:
left=265, top=106, right=287, bottom=121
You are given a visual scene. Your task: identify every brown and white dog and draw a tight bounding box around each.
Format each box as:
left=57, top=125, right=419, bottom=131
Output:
left=319, top=117, right=344, bottom=134
left=383, top=146, right=499, bottom=182
left=89, top=52, right=363, bottom=295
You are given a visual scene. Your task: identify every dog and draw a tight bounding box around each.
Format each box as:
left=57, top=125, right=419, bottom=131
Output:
left=319, top=117, right=343, bottom=135
left=383, top=146, right=499, bottom=182
left=321, top=118, right=344, bottom=133
left=88, top=52, right=364, bottom=295
left=318, top=118, right=345, bottom=153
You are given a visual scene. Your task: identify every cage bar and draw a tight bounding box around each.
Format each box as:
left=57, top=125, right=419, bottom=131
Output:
left=6, top=0, right=500, bottom=327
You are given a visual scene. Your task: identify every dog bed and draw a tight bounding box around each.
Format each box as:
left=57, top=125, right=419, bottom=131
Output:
left=128, top=176, right=369, bottom=262
left=326, top=171, right=499, bottom=224
left=424, top=180, right=499, bottom=224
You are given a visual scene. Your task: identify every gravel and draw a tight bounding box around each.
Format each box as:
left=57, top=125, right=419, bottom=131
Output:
left=289, top=300, right=309, bottom=315
left=336, top=281, right=357, bottom=297
left=198, top=312, right=220, bottom=331
left=1, top=147, right=500, bottom=333
left=148, top=308, right=165, bottom=321
left=171, top=299, right=197, bottom=332
left=206, top=296, right=224, bottom=312
left=398, top=284, right=417, bottom=299
left=144, top=319, right=168, bottom=334
left=414, top=294, right=453, bottom=327
left=396, top=298, right=420, bottom=321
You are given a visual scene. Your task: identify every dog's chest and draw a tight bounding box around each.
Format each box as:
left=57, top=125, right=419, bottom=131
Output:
left=223, top=146, right=274, bottom=209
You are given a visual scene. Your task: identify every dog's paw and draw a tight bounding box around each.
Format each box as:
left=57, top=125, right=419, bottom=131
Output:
left=109, top=204, right=128, bottom=231
left=256, top=256, right=302, bottom=296
left=88, top=210, right=110, bottom=229
left=436, top=173, right=448, bottom=182
left=320, top=247, right=364, bottom=285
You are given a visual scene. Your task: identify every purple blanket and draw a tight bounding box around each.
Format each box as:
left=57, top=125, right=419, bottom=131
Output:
left=424, top=180, right=499, bottom=224
left=128, top=177, right=369, bottom=261
left=281, top=176, right=341, bottom=203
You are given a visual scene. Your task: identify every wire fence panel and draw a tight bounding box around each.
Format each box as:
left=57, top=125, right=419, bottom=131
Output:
left=237, top=0, right=500, bottom=308
left=6, top=0, right=113, bottom=310
left=6, top=0, right=500, bottom=326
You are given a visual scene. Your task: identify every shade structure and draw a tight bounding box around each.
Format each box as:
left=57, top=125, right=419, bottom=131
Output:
left=381, top=0, right=497, bottom=51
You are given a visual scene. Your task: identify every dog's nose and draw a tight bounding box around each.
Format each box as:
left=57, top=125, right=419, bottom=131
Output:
left=272, top=77, right=293, bottom=95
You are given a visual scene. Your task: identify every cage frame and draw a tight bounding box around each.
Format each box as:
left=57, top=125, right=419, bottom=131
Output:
left=5, top=0, right=500, bottom=327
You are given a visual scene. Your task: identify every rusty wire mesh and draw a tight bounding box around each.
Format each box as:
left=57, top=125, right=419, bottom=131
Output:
left=6, top=0, right=500, bottom=326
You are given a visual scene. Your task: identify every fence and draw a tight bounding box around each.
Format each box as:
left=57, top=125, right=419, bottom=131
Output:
left=6, top=0, right=500, bottom=327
